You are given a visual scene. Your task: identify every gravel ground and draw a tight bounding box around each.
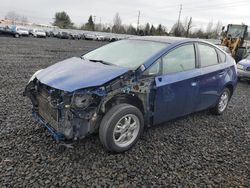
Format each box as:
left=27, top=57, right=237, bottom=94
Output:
left=0, top=37, right=249, bottom=187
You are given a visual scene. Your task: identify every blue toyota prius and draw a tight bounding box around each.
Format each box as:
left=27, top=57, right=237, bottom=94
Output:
left=24, top=36, right=237, bottom=152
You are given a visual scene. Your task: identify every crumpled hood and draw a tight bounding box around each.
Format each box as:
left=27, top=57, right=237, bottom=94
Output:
left=36, top=57, right=129, bottom=92
left=238, top=58, right=250, bottom=67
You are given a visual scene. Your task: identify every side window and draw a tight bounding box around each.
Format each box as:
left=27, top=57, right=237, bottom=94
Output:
left=162, top=44, right=196, bottom=74
left=143, top=59, right=161, bottom=76
left=198, top=44, right=219, bottom=67
left=217, top=49, right=226, bottom=63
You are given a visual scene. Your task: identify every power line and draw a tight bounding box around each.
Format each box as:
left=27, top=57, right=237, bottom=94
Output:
left=157, top=0, right=250, bottom=11
left=184, top=1, right=250, bottom=11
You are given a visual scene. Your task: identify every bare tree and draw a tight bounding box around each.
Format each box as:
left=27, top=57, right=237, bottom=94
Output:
left=184, top=17, right=193, bottom=37
left=206, top=20, right=213, bottom=34
left=5, top=11, right=28, bottom=24
left=170, top=22, right=185, bottom=37
left=20, top=16, right=28, bottom=23
left=112, top=13, right=122, bottom=33
left=5, top=11, right=19, bottom=21
left=214, top=20, right=222, bottom=37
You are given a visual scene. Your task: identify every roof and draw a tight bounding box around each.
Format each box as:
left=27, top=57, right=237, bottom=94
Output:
left=129, top=36, right=192, bottom=44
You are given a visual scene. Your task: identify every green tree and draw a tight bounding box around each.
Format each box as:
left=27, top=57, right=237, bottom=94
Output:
left=103, top=26, right=111, bottom=33
left=144, top=23, right=150, bottom=35
left=156, top=24, right=164, bottom=35
left=150, top=24, right=156, bottom=35
left=127, top=25, right=137, bottom=35
left=53, top=11, right=74, bottom=29
left=85, top=15, right=95, bottom=31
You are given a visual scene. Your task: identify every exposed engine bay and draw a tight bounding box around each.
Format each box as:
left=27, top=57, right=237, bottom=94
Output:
left=24, top=72, right=154, bottom=141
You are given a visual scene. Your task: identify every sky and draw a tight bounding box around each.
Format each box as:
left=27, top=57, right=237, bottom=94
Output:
left=0, top=0, right=250, bottom=31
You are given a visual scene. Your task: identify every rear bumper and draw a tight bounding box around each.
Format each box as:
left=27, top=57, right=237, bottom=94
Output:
left=237, top=69, right=250, bottom=79
left=32, top=111, right=65, bottom=142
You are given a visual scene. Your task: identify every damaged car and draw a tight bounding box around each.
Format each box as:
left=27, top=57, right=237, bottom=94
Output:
left=24, top=36, right=237, bottom=152
left=237, top=54, right=250, bottom=81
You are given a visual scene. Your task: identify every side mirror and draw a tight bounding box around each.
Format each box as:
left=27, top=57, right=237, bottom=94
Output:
left=222, top=26, right=225, bottom=31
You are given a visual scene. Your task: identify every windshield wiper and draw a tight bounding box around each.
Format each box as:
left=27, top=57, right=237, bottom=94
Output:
left=88, top=59, right=113, bottom=65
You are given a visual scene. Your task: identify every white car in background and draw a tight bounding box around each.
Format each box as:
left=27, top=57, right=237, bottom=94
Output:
left=30, top=29, right=46, bottom=38
left=96, top=34, right=105, bottom=41
left=15, top=27, right=29, bottom=36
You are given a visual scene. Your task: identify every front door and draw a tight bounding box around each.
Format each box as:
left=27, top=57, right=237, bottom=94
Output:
left=152, top=43, right=200, bottom=125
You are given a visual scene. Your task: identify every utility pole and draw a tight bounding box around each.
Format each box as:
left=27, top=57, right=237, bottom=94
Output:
left=99, top=17, right=102, bottom=31
left=177, top=4, right=182, bottom=34
left=137, top=11, right=140, bottom=33
left=93, top=15, right=96, bottom=23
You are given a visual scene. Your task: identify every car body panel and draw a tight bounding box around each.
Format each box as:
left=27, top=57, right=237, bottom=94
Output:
left=238, top=58, right=250, bottom=68
left=31, top=29, right=46, bottom=37
left=16, top=28, right=29, bottom=36
left=153, top=69, right=201, bottom=124
left=36, top=57, right=129, bottom=92
left=195, top=63, right=226, bottom=110
left=237, top=58, right=250, bottom=79
left=0, top=26, right=19, bottom=37
left=237, top=69, right=250, bottom=79
left=24, top=37, right=238, bottom=142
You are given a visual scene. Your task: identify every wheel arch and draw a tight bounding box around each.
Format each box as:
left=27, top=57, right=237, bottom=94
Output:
left=102, top=94, right=145, bottom=115
left=224, top=82, right=234, bottom=97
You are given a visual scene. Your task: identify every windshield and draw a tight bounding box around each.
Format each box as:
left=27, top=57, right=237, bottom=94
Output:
left=83, top=39, right=169, bottom=69
left=227, top=25, right=247, bottom=38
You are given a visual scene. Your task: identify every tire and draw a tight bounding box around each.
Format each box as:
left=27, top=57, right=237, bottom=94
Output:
left=14, top=33, right=20, bottom=38
left=99, top=103, right=144, bottom=153
left=210, top=88, right=231, bottom=115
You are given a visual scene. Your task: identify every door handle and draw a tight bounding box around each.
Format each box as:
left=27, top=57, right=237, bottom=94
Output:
left=191, top=82, right=197, bottom=86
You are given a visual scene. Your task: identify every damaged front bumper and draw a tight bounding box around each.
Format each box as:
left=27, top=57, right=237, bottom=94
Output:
left=24, top=80, right=101, bottom=142
left=32, top=111, right=65, bottom=142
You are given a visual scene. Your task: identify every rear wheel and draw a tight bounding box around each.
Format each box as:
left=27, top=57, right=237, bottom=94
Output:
left=99, top=103, right=144, bottom=153
left=210, top=88, right=231, bottom=115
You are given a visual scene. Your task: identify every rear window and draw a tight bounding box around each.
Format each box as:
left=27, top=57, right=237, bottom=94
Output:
left=217, top=49, right=226, bottom=63
left=198, top=44, right=218, bottom=67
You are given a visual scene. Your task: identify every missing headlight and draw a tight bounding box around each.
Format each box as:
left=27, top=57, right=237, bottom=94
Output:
left=73, top=95, right=93, bottom=108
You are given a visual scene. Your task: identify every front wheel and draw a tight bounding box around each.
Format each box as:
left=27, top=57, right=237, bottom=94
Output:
left=99, top=103, right=144, bottom=153
left=210, top=88, right=231, bottom=115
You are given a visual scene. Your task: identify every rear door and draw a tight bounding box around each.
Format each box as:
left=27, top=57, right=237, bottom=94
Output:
left=152, top=43, right=201, bottom=125
left=195, top=43, right=226, bottom=111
